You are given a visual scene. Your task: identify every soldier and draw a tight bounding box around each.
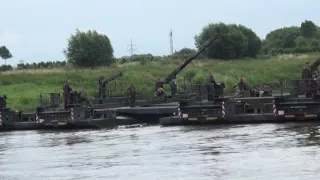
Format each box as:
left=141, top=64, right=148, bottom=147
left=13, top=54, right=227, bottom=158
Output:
left=169, top=80, right=177, bottom=97
left=155, top=78, right=164, bottom=91
left=316, top=74, right=320, bottom=94
left=79, top=88, right=91, bottom=106
left=207, top=72, right=216, bottom=84
left=206, top=72, right=216, bottom=101
left=311, top=67, right=319, bottom=95
left=233, top=77, right=249, bottom=97
left=156, top=87, right=168, bottom=102
left=125, top=83, right=136, bottom=108
left=302, top=62, right=312, bottom=79
left=63, top=79, right=73, bottom=108
left=0, top=95, right=7, bottom=108
left=302, top=62, right=313, bottom=96
left=98, top=74, right=107, bottom=99
left=155, top=78, right=167, bottom=101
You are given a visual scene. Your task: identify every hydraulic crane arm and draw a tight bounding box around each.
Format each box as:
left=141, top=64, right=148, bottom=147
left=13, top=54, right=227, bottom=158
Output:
left=163, top=34, right=218, bottom=84
left=310, top=58, right=320, bottom=72
left=163, top=33, right=219, bottom=84
left=102, top=72, right=123, bottom=85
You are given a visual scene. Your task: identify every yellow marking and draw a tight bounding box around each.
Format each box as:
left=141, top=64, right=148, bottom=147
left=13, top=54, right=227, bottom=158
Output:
left=58, top=122, right=66, bottom=126
left=284, top=115, right=295, bottom=118
left=188, top=117, right=197, bottom=121
left=206, top=117, right=217, bottom=120
left=304, top=114, right=316, bottom=118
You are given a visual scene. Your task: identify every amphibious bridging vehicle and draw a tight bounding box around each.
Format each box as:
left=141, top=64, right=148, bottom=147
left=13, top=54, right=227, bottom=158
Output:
left=274, top=79, right=320, bottom=122
left=160, top=78, right=320, bottom=126
left=0, top=92, right=123, bottom=131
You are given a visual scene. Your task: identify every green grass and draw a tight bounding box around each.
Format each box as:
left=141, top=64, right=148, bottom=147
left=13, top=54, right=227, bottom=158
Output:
left=0, top=53, right=318, bottom=112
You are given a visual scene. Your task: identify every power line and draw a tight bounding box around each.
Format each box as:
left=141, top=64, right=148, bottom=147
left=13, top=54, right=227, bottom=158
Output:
left=169, top=29, right=173, bottom=55
left=127, top=39, right=137, bottom=56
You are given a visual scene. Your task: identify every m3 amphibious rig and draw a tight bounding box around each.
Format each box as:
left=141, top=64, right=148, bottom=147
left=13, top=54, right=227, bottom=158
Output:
left=0, top=92, right=118, bottom=131
left=160, top=59, right=320, bottom=126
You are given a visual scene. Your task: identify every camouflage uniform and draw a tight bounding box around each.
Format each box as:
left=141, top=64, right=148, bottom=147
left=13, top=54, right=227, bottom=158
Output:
left=206, top=72, right=216, bottom=100
left=311, top=69, right=319, bottom=95
left=316, top=76, right=320, bottom=94
left=79, top=89, right=91, bottom=106
left=63, top=80, right=73, bottom=108
left=126, top=83, right=136, bottom=108
left=0, top=95, right=7, bottom=108
left=156, top=88, right=168, bottom=101
left=169, top=80, right=177, bottom=97
left=302, top=62, right=313, bottom=96
left=155, top=79, right=167, bottom=101
left=98, top=75, right=107, bottom=99
left=233, top=78, right=249, bottom=97
left=155, top=79, right=164, bottom=91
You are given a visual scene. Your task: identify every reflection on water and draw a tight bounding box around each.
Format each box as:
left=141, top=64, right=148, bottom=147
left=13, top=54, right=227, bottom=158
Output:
left=1, top=123, right=320, bottom=180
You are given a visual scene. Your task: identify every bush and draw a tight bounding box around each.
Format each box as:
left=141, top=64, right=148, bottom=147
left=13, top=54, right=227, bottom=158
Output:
left=195, top=22, right=262, bottom=59
left=63, top=29, right=114, bottom=68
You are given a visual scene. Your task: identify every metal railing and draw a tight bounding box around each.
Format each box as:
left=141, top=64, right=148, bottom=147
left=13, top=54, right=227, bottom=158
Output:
left=279, top=79, right=319, bottom=96
left=39, top=93, right=61, bottom=108
left=107, top=81, right=124, bottom=96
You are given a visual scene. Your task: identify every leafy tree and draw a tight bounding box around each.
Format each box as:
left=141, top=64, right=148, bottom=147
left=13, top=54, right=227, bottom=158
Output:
left=0, top=65, right=13, bottom=71
left=194, top=22, right=262, bottom=59
left=63, top=29, right=114, bottom=68
left=310, top=39, right=320, bottom=47
left=263, top=26, right=300, bottom=52
left=301, top=20, right=317, bottom=38
left=236, top=25, right=262, bottom=58
left=296, top=36, right=309, bottom=47
left=0, top=46, right=13, bottom=65
left=263, top=20, right=320, bottom=55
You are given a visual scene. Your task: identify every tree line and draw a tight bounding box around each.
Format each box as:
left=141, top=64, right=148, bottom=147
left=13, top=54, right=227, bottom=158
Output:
left=16, top=61, right=67, bottom=70
left=1, top=20, right=319, bottom=70
left=0, top=61, right=67, bottom=72
left=263, top=20, right=320, bottom=55
left=62, top=19, right=320, bottom=67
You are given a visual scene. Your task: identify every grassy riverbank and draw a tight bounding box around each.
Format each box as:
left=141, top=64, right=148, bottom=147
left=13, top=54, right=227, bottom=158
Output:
left=0, top=53, right=318, bottom=112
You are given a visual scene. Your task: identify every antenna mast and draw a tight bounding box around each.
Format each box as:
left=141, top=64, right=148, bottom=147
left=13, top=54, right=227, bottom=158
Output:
left=127, top=39, right=137, bottom=56
left=169, top=29, right=173, bottom=55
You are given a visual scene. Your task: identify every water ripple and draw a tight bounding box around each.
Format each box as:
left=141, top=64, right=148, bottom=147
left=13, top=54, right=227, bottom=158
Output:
left=1, top=123, right=320, bottom=179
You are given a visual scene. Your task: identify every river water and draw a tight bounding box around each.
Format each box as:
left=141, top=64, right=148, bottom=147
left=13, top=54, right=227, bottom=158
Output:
left=1, top=123, right=320, bottom=180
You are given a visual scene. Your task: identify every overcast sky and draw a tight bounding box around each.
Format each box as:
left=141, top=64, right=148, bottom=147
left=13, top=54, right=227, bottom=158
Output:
left=0, top=0, right=318, bottom=66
